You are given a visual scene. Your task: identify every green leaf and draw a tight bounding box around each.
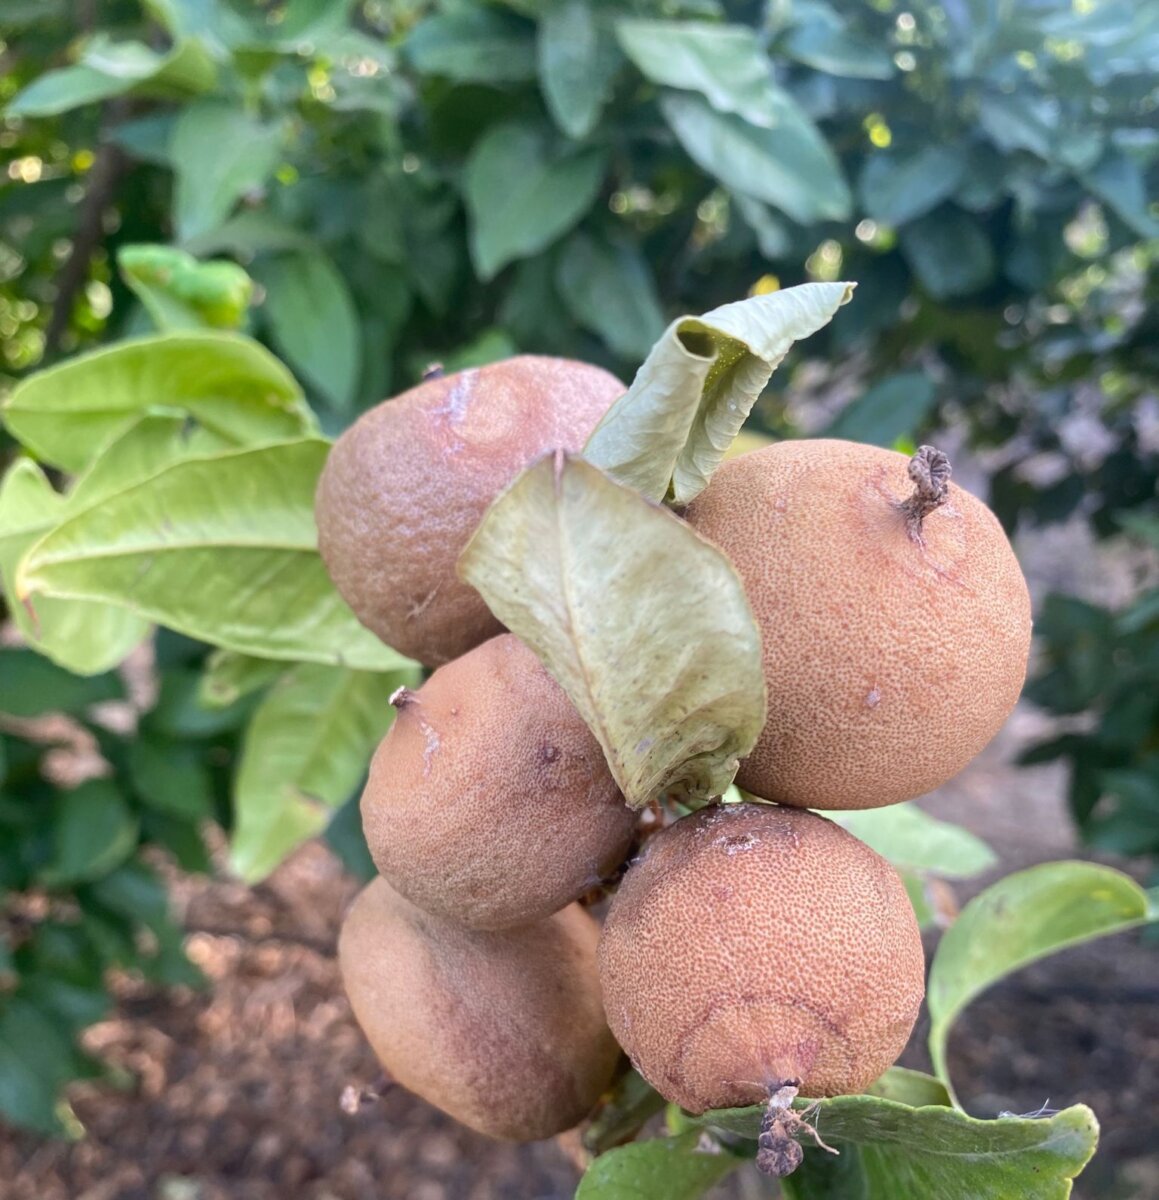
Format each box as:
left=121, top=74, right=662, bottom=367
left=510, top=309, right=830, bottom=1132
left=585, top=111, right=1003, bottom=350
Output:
left=584, top=1069, right=668, bottom=1156
left=978, top=92, right=1056, bottom=160
left=459, top=454, right=765, bottom=809
left=858, top=147, right=968, bottom=227
left=781, top=7, right=895, bottom=79
left=900, top=208, right=995, bottom=299
left=119, top=244, right=254, bottom=332
left=7, top=36, right=216, bottom=117
left=538, top=0, right=621, bottom=139
left=660, top=92, right=851, bottom=225
left=584, top=282, right=853, bottom=504
left=464, top=122, right=607, bottom=280
left=0, top=997, right=83, bottom=1133
left=198, top=649, right=286, bottom=708
left=928, top=861, right=1155, bottom=1101
left=576, top=1131, right=741, bottom=1199
left=128, top=735, right=215, bottom=821
left=16, top=440, right=415, bottom=671
left=0, top=460, right=150, bottom=675
left=825, top=373, right=937, bottom=447
left=828, top=803, right=996, bottom=879
left=404, top=9, right=536, bottom=84
left=1, top=331, right=313, bottom=472
left=865, top=1066, right=951, bottom=1108
left=42, top=780, right=138, bottom=886
left=1081, top=152, right=1159, bottom=239
left=171, top=100, right=283, bottom=243
left=254, top=248, right=361, bottom=411
left=772, top=1099, right=1098, bottom=1199
left=556, top=232, right=666, bottom=361
left=0, top=648, right=121, bottom=717
left=230, top=663, right=418, bottom=882
left=616, top=19, right=778, bottom=128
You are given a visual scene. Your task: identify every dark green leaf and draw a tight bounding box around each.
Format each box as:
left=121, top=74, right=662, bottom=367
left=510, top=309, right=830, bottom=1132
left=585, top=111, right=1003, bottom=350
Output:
left=781, top=8, right=895, bottom=79
left=128, top=735, right=215, bottom=821
left=538, top=0, right=621, bottom=140
left=556, top=232, right=666, bottom=361
left=858, top=147, right=968, bottom=227
left=826, top=373, right=937, bottom=447
left=900, top=208, right=995, bottom=299
left=1081, top=153, right=1159, bottom=239
left=464, top=122, right=607, bottom=279
left=42, top=780, right=138, bottom=887
left=0, top=648, right=121, bottom=717
left=171, top=100, right=283, bottom=243
left=255, top=248, right=362, bottom=411
left=577, top=1131, right=740, bottom=1199
left=660, top=93, right=850, bottom=225
left=405, top=9, right=536, bottom=84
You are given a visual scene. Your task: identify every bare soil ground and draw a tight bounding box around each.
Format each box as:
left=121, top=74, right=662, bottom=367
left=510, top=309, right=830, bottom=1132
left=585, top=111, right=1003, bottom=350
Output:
left=3, top=709, right=1157, bottom=1200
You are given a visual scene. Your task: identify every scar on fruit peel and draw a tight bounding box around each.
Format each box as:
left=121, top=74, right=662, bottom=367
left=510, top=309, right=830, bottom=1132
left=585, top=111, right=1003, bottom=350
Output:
left=390, top=688, right=441, bottom=775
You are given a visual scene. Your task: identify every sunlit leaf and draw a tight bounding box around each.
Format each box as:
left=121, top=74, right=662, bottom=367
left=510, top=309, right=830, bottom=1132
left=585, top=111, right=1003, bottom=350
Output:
left=230, top=662, right=417, bottom=881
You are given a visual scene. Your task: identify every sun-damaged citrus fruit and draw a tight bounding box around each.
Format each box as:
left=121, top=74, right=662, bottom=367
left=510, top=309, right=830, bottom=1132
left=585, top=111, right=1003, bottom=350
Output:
left=315, top=357, right=624, bottom=666
left=685, top=439, right=1032, bottom=809
left=598, top=803, right=925, bottom=1114
left=361, top=634, right=636, bottom=930
left=339, top=877, right=621, bottom=1140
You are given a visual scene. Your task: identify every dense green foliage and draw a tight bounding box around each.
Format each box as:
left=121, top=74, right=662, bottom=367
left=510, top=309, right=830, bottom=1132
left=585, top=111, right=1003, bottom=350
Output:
left=1, top=0, right=1157, bottom=1187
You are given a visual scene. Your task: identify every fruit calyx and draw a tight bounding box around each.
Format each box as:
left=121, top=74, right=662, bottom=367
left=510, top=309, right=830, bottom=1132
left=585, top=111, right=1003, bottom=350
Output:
left=897, top=444, right=952, bottom=543
left=755, top=1079, right=838, bottom=1178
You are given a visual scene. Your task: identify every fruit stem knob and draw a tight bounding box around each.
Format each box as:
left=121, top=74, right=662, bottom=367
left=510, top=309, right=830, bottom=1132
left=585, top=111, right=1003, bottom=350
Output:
left=899, top=444, right=951, bottom=543
left=390, top=686, right=418, bottom=709
left=421, top=362, right=445, bottom=381
left=755, top=1079, right=838, bottom=1179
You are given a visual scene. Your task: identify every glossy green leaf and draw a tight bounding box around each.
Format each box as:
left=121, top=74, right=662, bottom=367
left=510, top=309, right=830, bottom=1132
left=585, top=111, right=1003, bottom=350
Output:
left=576, top=1131, right=741, bottom=1199
left=617, top=19, right=778, bottom=127
left=556, top=232, right=666, bottom=361
left=405, top=9, right=536, bottom=84
left=828, top=803, right=996, bottom=879
left=255, top=248, right=361, bottom=411
left=825, top=373, right=937, bottom=447
left=698, top=1095, right=1097, bottom=1198
left=865, top=1067, right=952, bottom=1108
left=230, top=662, right=418, bottom=881
left=660, top=93, right=850, bottom=225
left=42, top=780, right=138, bottom=886
left=858, top=147, right=968, bottom=227
left=459, top=454, right=765, bottom=809
left=584, top=282, right=853, bottom=504
left=928, top=861, right=1155, bottom=1101
left=901, top=209, right=995, bottom=299
left=171, top=100, right=283, bottom=243
left=128, top=735, right=215, bottom=821
left=0, top=997, right=83, bottom=1133
left=1, top=331, right=312, bottom=473
left=0, top=459, right=150, bottom=675
left=16, top=440, right=415, bottom=671
left=538, top=0, right=621, bottom=139
left=198, top=649, right=286, bottom=709
left=7, top=36, right=216, bottom=117
left=464, top=122, right=607, bottom=280
left=119, top=244, right=254, bottom=331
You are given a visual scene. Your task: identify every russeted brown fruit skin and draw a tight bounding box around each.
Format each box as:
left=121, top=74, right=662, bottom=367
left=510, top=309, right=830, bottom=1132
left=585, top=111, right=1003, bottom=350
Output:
left=598, top=804, right=925, bottom=1113
left=685, top=439, right=1032, bottom=809
left=340, top=878, right=621, bottom=1141
left=315, top=356, right=624, bottom=666
left=362, top=634, right=636, bottom=930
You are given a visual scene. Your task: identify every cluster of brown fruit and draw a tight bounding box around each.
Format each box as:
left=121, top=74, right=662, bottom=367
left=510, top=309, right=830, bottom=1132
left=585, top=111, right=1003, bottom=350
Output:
left=315, top=356, right=1032, bottom=1165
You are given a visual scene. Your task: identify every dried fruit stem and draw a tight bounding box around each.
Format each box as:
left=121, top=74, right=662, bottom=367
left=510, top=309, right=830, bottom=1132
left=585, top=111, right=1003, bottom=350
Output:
left=421, top=362, right=445, bottom=381
left=754, top=1080, right=838, bottom=1179
left=390, top=686, right=418, bottom=709
left=339, top=1072, right=394, bottom=1113
left=898, top=445, right=952, bottom=543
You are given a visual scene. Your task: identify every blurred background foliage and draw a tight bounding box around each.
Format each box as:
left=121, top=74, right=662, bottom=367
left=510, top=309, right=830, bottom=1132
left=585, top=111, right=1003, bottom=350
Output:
left=1, top=0, right=1157, bottom=1135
